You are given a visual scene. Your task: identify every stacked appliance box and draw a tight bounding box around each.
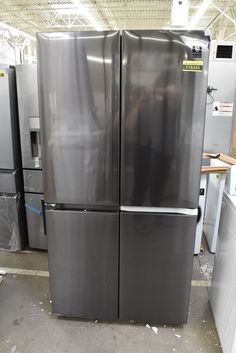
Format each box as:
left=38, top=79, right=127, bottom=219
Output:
left=15, top=64, right=47, bottom=250
left=0, top=66, right=27, bottom=251
left=37, top=30, right=209, bottom=324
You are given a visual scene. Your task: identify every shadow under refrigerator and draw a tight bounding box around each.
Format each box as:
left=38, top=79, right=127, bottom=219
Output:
left=0, top=66, right=27, bottom=251
left=37, top=30, right=209, bottom=323
left=15, top=64, right=47, bottom=250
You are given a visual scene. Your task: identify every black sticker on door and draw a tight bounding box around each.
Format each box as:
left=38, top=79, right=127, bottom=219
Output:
left=192, top=46, right=202, bottom=58
left=200, top=188, right=205, bottom=196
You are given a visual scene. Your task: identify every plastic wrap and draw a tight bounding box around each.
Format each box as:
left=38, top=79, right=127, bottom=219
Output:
left=0, top=193, right=23, bottom=251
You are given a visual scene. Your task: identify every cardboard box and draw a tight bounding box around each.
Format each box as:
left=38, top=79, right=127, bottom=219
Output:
left=203, top=153, right=236, bottom=195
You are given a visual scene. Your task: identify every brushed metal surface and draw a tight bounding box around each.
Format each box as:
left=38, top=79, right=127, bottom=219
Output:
left=0, top=68, right=20, bottom=170
left=25, top=193, right=47, bottom=250
left=15, top=64, right=42, bottom=169
left=46, top=210, right=119, bottom=319
left=119, top=212, right=197, bottom=324
left=23, top=169, right=43, bottom=193
left=121, top=30, right=209, bottom=208
left=37, top=31, right=120, bottom=205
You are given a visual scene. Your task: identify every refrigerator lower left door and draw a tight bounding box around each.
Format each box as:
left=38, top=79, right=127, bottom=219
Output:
left=46, top=209, right=119, bottom=320
left=119, top=212, right=197, bottom=324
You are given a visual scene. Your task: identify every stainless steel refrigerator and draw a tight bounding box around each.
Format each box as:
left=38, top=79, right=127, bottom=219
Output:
left=37, top=30, right=209, bottom=323
left=15, top=64, right=47, bottom=250
left=0, top=66, right=27, bottom=251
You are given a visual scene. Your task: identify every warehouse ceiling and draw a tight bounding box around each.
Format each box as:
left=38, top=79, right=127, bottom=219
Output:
left=0, top=0, right=236, bottom=41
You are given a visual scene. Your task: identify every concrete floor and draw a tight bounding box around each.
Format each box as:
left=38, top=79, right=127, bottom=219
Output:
left=0, top=248, right=221, bottom=353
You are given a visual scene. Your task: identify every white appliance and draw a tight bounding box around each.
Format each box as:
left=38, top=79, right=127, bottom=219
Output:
left=203, top=40, right=236, bottom=154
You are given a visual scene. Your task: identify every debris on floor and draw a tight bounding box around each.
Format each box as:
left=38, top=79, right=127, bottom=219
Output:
left=10, top=345, right=17, bottom=353
left=0, top=269, right=7, bottom=275
left=200, top=263, right=213, bottom=280
left=152, top=327, right=158, bottom=334
left=0, top=275, right=3, bottom=284
left=146, top=324, right=151, bottom=329
left=175, top=334, right=181, bottom=338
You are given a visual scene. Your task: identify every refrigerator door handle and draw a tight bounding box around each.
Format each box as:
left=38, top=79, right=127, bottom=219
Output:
left=120, top=206, right=198, bottom=216
left=41, top=199, right=47, bottom=236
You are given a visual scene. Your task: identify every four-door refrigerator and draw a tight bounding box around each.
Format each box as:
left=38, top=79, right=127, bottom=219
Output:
left=37, top=30, right=209, bottom=324
left=15, top=64, right=47, bottom=250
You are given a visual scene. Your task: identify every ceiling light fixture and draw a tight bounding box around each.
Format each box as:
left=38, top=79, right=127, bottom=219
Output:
left=72, top=0, right=102, bottom=31
left=188, top=0, right=212, bottom=29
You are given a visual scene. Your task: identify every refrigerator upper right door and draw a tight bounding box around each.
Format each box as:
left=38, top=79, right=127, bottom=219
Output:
left=121, top=30, right=209, bottom=209
left=37, top=31, right=120, bottom=206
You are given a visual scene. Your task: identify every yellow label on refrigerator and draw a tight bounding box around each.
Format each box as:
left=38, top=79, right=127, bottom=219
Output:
left=182, top=60, right=203, bottom=72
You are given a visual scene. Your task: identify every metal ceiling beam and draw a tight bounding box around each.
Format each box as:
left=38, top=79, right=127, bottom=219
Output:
left=224, top=30, right=236, bottom=40
left=213, top=4, right=236, bottom=26
left=0, top=2, right=43, bottom=32
left=205, top=0, right=236, bottom=29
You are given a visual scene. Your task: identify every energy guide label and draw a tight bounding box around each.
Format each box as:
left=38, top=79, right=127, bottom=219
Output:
left=182, top=60, right=203, bottom=72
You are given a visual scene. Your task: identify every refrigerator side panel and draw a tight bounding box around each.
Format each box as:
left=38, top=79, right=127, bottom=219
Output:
left=37, top=31, right=120, bottom=206
left=119, top=212, right=197, bottom=324
left=46, top=210, right=119, bottom=320
left=121, top=30, right=209, bottom=208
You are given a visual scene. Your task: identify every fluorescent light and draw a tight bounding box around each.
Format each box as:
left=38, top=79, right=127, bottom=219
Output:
left=0, top=21, right=36, bottom=41
left=188, top=0, right=212, bottom=29
left=73, top=0, right=102, bottom=31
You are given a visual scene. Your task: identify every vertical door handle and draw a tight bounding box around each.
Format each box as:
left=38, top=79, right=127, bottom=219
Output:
left=41, top=199, right=47, bottom=236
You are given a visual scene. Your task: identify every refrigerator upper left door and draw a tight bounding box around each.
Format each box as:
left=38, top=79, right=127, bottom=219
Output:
left=0, top=68, right=20, bottom=170
left=37, top=31, right=120, bottom=206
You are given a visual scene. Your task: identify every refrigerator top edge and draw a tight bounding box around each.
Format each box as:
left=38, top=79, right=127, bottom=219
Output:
left=36, top=30, right=120, bottom=39
left=35, top=29, right=209, bottom=38
left=120, top=206, right=198, bottom=216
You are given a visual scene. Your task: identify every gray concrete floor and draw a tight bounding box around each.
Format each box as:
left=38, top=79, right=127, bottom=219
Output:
left=0, top=246, right=221, bottom=353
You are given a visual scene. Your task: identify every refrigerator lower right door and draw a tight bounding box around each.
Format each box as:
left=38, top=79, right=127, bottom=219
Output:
left=119, top=212, right=197, bottom=324
left=46, top=209, right=119, bottom=320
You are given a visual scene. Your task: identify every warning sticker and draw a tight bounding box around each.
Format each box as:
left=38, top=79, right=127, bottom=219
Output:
left=182, top=60, right=203, bottom=72
left=0, top=71, right=4, bottom=78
